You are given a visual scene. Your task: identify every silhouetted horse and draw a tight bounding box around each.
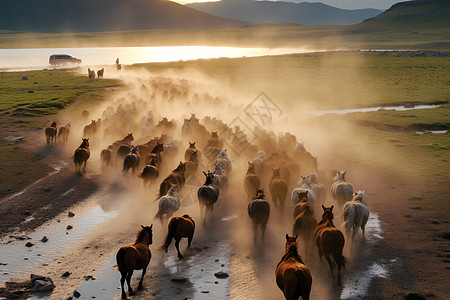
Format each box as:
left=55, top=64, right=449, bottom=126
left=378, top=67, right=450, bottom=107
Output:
left=275, top=234, right=312, bottom=300
left=331, top=171, right=354, bottom=209
left=343, top=191, right=369, bottom=243
left=248, top=188, right=270, bottom=242
left=244, top=162, right=261, bottom=200
left=198, top=171, right=219, bottom=225
left=45, top=121, right=57, bottom=144
left=57, top=123, right=70, bottom=143
left=122, top=145, right=140, bottom=175
left=73, top=138, right=90, bottom=174
left=213, top=163, right=228, bottom=189
left=145, top=143, right=164, bottom=166
left=185, top=150, right=199, bottom=178
left=155, top=184, right=180, bottom=224
left=184, top=142, right=201, bottom=161
left=159, top=162, right=186, bottom=198
left=88, top=68, right=95, bottom=79
left=160, top=214, right=195, bottom=259
left=270, top=168, right=288, bottom=212
left=139, top=157, right=159, bottom=188
left=314, top=205, right=346, bottom=281
left=116, top=225, right=153, bottom=299
left=97, top=68, right=104, bottom=78
left=293, top=202, right=317, bottom=258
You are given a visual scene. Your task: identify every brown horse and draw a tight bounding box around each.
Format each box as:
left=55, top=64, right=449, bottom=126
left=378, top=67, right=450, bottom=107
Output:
left=45, top=121, right=57, bottom=144
left=244, top=162, right=261, bottom=200
left=160, top=215, right=195, bottom=259
left=144, top=143, right=164, bottom=166
left=139, top=157, right=159, bottom=188
left=248, top=188, right=270, bottom=242
left=275, top=234, right=312, bottom=300
left=159, top=162, right=186, bottom=198
left=122, top=145, right=140, bottom=175
left=314, top=205, right=346, bottom=280
left=116, top=225, right=153, bottom=299
left=97, top=68, right=104, bottom=79
left=185, top=150, right=199, bottom=178
left=57, top=123, right=70, bottom=143
left=293, top=203, right=317, bottom=258
left=197, top=171, right=219, bottom=225
left=269, top=168, right=288, bottom=212
left=293, top=191, right=312, bottom=219
left=73, top=138, right=90, bottom=174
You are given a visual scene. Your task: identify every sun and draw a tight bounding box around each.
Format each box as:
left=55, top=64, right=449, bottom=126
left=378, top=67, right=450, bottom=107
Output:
left=172, top=0, right=220, bottom=5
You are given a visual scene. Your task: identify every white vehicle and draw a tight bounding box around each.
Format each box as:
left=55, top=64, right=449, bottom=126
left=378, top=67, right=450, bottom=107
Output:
left=49, top=54, right=82, bottom=65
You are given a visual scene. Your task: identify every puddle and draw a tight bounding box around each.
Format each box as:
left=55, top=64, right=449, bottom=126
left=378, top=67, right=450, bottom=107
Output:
left=0, top=191, right=118, bottom=285
left=415, top=130, right=448, bottom=134
left=310, top=104, right=443, bottom=116
left=340, top=262, right=389, bottom=299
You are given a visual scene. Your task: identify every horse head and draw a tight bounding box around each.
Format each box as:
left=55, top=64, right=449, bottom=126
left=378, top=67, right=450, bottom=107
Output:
left=333, top=170, right=347, bottom=182
left=211, top=132, right=219, bottom=139
left=139, top=224, right=153, bottom=245
left=285, top=234, right=298, bottom=248
left=297, top=190, right=308, bottom=202
left=81, top=138, right=89, bottom=148
left=252, top=188, right=265, bottom=200
left=50, top=121, right=57, bottom=128
left=247, top=162, right=256, bottom=174
left=321, top=205, right=334, bottom=220
left=299, top=176, right=311, bottom=187
left=189, top=142, right=196, bottom=149
left=177, top=161, right=186, bottom=173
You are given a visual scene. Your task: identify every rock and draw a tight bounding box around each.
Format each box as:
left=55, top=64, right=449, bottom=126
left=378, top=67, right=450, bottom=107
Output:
left=31, top=278, right=55, bottom=292
left=201, top=291, right=210, bottom=293
left=61, top=272, right=71, bottom=277
left=431, top=221, right=440, bottom=224
left=41, top=236, right=49, bottom=243
left=404, top=292, right=426, bottom=300
left=68, top=211, right=75, bottom=217
left=30, top=274, right=47, bottom=282
left=405, top=215, right=412, bottom=218
left=22, top=211, right=31, bottom=216
left=42, top=186, right=53, bottom=192
left=16, top=170, right=22, bottom=174
left=215, top=259, right=219, bottom=262
left=22, top=76, right=28, bottom=80
left=0, top=262, right=7, bottom=265
left=25, top=242, right=34, bottom=247
left=66, top=225, right=73, bottom=230
left=171, top=276, right=187, bottom=282
left=214, top=271, right=229, bottom=279
left=84, top=275, right=95, bottom=281
left=28, top=90, right=34, bottom=93
left=73, top=289, right=81, bottom=298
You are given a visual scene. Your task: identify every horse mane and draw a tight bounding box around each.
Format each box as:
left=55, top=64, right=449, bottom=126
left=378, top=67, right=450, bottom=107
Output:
left=183, top=214, right=196, bottom=228
left=203, top=173, right=215, bottom=185
left=308, top=173, right=317, bottom=183
left=333, top=171, right=346, bottom=182
left=299, top=176, right=311, bottom=188
left=135, top=227, right=150, bottom=243
left=281, top=241, right=304, bottom=263
left=318, top=209, right=335, bottom=226
left=353, top=191, right=366, bottom=204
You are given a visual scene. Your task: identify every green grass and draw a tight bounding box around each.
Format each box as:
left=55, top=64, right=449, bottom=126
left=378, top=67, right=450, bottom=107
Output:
left=0, top=69, right=120, bottom=117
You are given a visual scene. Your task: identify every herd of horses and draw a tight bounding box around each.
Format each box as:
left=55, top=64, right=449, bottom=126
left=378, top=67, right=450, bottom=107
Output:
left=44, top=103, right=370, bottom=299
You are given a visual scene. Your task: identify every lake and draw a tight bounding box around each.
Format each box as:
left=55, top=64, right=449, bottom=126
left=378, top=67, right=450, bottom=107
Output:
left=0, top=46, right=311, bottom=70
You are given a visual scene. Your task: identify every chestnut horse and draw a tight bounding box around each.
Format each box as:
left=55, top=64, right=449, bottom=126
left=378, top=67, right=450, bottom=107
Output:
left=139, top=157, right=159, bottom=188
left=158, top=162, right=186, bottom=198
left=248, top=188, right=270, bottom=242
left=73, top=138, right=90, bottom=174
left=314, top=205, right=346, bottom=281
left=244, top=162, right=261, bottom=200
left=275, top=234, right=312, bottom=300
left=122, top=145, right=140, bottom=175
left=269, top=168, right=288, bottom=212
left=116, top=225, right=153, bottom=299
left=293, top=203, right=317, bottom=258
left=197, top=171, right=219, bottom=225
left=57, top=123, right=70, bottom=143
left=160, top=214, right=195, bottom=259
left=45, top=121, right=57, bottom=144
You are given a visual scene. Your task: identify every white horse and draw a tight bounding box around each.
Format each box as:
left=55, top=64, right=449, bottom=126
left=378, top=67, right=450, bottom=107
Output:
left=308, top=173, right=326, bottom=206
left=331, top=171, right=354, bottom=208
left=214, top=150, right=232, bottom=173
left=291, top=176, right=316, bottom=206
left=251, top=150, right=265, bottom=175
left=343, top=191, right=369, bottom=242
left=154, top=184, right=180, bottom=224
left=213, top=163, right=228, bottom=189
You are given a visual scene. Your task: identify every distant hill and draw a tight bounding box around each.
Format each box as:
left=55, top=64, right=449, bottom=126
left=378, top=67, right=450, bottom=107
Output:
left=187, top=0, right=383, bottom=26
left=0, top=0, right=247, bottom=33
left=360, top=0, right=450, bottom=29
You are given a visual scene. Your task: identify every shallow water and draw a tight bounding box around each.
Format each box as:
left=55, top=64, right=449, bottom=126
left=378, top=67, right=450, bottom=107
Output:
left=309, top=104, right=443, bottom=116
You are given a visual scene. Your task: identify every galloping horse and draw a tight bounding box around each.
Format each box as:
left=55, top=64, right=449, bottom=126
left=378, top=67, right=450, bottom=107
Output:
left=343, top=191, right=369, bottom=243
left=214, top=149, right=232, bottom=173
left=45, top=121, right=57, bottom=144
left=213, top=163, right=228, bottom=189
left=160, top=214, right=195, bottom=259
left=122, top=145, right=140, bottom=175
left=293, top=202, right=317, bottom=258
left=197, top=171, right=219, bottom=225
left=184, top=142, right=201, bottom=161
left=244, top=162, right=261, bottom=200
left=291, top=176, right=316, bottom=207
left=185, top=150, right=199, bottom=178
left=314, top=205, right=346, bottom=281
left=293, top=191, right=313, bottom=219
left=73, top=138, right=90, bottom=174
left=275, top=234, right=312, bottom=300
left=116, top=225, right=153, bottom=299
left=308, top=173, right=327, bottom=207
left=251, top=150, right=266, bottom=175
left=145, top=143, right=164, bottom=166
left=155, top=184, right=180, bottom=224
left=269, top=168, right=288, bottom=212
left=57, top=123, right=70, bottom=143
left=248, top=188, right=270, bottom=242
left=139, top=157, right=159, bottom=188
left=331, top=171, right=354, bottom=208
left=158, top=162, right=186, bottom=198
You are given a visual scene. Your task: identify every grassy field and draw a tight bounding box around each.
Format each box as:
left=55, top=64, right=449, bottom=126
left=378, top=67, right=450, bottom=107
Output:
left=0, top=69, right=120, bottom=127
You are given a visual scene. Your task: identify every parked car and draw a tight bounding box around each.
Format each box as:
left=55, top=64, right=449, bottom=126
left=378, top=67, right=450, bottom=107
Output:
left=49, top=54, right=82, bottom=65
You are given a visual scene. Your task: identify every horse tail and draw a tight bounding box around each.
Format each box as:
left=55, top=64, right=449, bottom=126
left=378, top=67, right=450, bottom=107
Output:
left=344, top=205, right=355, bottom=234
left=116, top=247, right=127, bottom=274
left=160, top=219, right=176, bottom=253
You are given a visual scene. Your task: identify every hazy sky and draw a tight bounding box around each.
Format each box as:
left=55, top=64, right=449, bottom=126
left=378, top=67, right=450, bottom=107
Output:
left=175, top=0, right=409, bottom=10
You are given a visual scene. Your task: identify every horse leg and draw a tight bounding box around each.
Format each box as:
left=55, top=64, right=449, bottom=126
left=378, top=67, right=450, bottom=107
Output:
left=324, top=252, right=334, bottom=275
left=187, top=235, right=193, bottom=250
left=83, top=160, right=87, bottom=173
left=126, top=271, right=134, bottom=295
left=120, top=272, right=127, bottom=299
left=175, top=238, right=183, bottom=259
left=138, top=266, right=147, bottom=290
left=261, top=222, right=267, bottom=241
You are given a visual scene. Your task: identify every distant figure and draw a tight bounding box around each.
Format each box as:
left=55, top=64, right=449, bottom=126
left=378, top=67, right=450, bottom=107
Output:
left=97, top=68, right=104, bottom=78
left=88, top=68, right=95, bottom=79
left=116, top=58, right=122, bottom=70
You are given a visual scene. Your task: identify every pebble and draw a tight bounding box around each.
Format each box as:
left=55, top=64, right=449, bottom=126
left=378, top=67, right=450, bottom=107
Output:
left=61, top=271, right=71, bottom=277
left=25, top=242, right=34, bottom=247
left=0, top=262, right=8, bottom=265
left=171, top=276, right=187, bottom=282
left=214, top=271, right=229, bottom=279
left=68, top=211, right=75, bottom=217
left=404, top=292, right=426, bottom=300
left=41, top=236, right=49, bottom=243
left=73, top=289, right=81, bottom=298
left=66, top=225, right=73, bottom=230
left=431, top=220, right=440, bottom=224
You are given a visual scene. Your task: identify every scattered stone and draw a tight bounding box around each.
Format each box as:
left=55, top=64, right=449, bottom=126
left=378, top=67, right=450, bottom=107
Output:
left=42, top=186, right=53, bottom=192
left=30, top=274, right=46, bottom=283
left=404, top=292, right=426, bottom=300
left=215, top=281, right=219, bottom=284
left=405, top=215, right=412, bottom=218
left=22, top=76, right=28, bottom=80
left=16, top=170, right=22, bottom=175
left=215, top=259, right=219, bottom=262
left=25, top=242, right=34, bottom=247
left=61, top=272, right=71, bottom=278
left=221, top=264, right=225, bottom=267
left=24, top=258, right=28, bottom=260
left=22, top=210, right=31, bottom=216
left=27, top=90, right=34, bottom=93
left=73, top=289, right=81, bottom=298
left=214, top=271, right=229, bottom=279
left=68, top=211, right=75, bottom=217
left=0, top=262, right=8, bottom=265
left=171, top=276, right=187, bottom=282
left=31, top=277, right=55, bottom=292
left=66, top=225, right=73, bottom=230
left=41, top=236, right=49, bottom=243
left=431, top=221, right=440, bottom=224
left=201, top=291, right=210, bottom=294
left=84, top=275, right=96, bottom=281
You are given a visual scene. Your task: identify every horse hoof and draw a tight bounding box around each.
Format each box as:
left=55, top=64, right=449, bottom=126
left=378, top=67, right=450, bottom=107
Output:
left=178, top=255, right=184, bottom=259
